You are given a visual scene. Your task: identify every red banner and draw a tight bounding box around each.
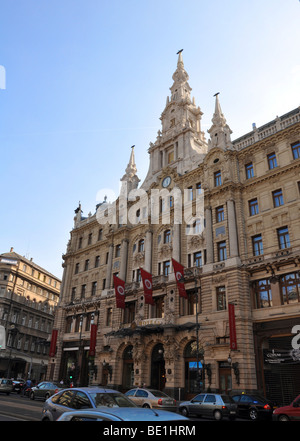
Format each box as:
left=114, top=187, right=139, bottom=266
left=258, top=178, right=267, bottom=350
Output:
left=89, top=323, right=97, bottom=356
left=113, top=275, right=126, bottom=309
left=172, top=258, right=187, bottom=299
left=49, top=329, right=58, bottom=357
left=140, top=268, right=154, bottom=305
left=228, top=303, right=237, bottom=350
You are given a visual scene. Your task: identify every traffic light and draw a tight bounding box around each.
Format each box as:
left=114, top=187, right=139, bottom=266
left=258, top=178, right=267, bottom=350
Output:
left=0, top=326, right=6, bottom=350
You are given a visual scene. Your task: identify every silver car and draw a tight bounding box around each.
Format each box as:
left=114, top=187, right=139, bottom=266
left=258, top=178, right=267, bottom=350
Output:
left=42, top=387, right=137, bottom=421
left=0, top=378, right=13, bottom=395
left=30, top=381, right=65, bottom=401
left=179, top=393, right=237, bottom=420
left=125, top=388, right=177, bottom=412
left=56, top=408, right=189, bottom=421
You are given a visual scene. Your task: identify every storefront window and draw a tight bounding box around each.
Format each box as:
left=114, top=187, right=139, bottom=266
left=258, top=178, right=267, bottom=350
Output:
left=280, top=272, right=300, bottom=304
left=254, top=279, right=272, bottom=308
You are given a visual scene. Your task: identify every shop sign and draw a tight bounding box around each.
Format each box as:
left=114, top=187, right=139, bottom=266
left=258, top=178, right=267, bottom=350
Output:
left=264, top=348, right=300, bottom=365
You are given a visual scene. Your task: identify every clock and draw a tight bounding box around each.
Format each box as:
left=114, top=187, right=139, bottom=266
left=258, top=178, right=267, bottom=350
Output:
left=162, top=176, right=171, bottom=188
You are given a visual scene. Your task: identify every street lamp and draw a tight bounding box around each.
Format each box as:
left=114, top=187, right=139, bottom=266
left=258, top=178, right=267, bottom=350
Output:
left=227, top=354, right=240, bottom=385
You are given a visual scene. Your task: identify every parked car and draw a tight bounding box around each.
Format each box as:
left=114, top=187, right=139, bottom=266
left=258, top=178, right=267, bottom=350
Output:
left=42, top=387, right=138, bottom=421
left=273, top=395, right=300, bottom=421
left=179, top=393, right=237, bottom=420
left=125, top=388, right=177, bottom=412
left=56, top=408, right=189, bottom=421
left=0, top=378, right=13, bottom=395
left=12, top=379, right=25, bottom=394
left=30, top=381, right=65, bottom=401
left=232, top=393, right=275, bottom=420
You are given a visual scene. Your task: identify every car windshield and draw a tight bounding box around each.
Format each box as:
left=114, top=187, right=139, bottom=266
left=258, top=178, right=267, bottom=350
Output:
left=149, top=390, right=170, bottom=398
left=89, top=392, right=136, bottom=408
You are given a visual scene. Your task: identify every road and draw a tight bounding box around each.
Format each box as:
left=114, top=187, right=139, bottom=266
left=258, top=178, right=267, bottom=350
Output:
left=0, top=393, right=44, bottom=421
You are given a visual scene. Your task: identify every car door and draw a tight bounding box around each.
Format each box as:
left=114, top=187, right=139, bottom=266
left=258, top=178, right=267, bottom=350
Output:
left=201, top=394, right=217, bottom=417
left=51, top=390, right=76, bottom=420
left=73, top=391, right=93, bottom=410
left=36, top=382, right=47, bottom=399
left=189, top=394, right=205, bottom=415
left=238, top=394, right=252, bottom=417
left=135, top=389, right=149, bottom=406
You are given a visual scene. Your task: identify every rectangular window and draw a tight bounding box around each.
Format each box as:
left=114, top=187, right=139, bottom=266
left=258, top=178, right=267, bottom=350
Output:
left=194, top=251, right=202, bottom=268
left=252, top=234, right=263, bottom=256
left=124, top=302, right=136, bottom=324
left=214, top=171, right=222, bottom=187
left=272, top=189, right=284, bottom=207
left=163, top=260, right=170, bottom=276
left=277, top=226, right=290, bottom=249
left=78, top=237, right=82, bottom=249
left=106, top=308, right=112, bottom=326
left=84, top=259, right=89, bottom=271
left=188, top=186, right=193, bottom=201
left=267, top=152, right=277, bottom=170
left=81, top=284, right=86, bottom=299
left=91, top=281, right=97, bottom=296
left=71, top=287, right=76, bottom=302
left=95, top=256, right=100, bottom=268
left=216, top=286, right=226, bottom=311
left=292, top=141, right=300, bottom=159
left=88, top=233, right=92, bottom=245
left=216, top=206, right=224, bottom=223
left=217, top=241, right=227, bottom=261
left=115, top=244, right=121, bottom=258
left=168, top=150, right=174, bottom=163
left=75, top=263, right=79, bottom=274
left=249, top=198, right=259, bottom=216
left=245, top=162, right=254, bottom=179
left=196, top=182, right=202, bottom=195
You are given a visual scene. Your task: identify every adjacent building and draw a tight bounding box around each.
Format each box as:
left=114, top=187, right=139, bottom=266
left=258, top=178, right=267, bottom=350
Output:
left=0, top=249, right=60, bottom=380
left=48, top=53, right=300, bottom=405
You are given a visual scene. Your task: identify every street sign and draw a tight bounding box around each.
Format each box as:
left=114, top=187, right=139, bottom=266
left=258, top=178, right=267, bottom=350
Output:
left=0, top=325, right=6, bottom=350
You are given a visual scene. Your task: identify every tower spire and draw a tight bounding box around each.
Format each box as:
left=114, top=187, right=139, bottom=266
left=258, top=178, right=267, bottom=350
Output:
left=207, top=93, right=233, bottom=151
left=120, top=145, right=140, bottom=194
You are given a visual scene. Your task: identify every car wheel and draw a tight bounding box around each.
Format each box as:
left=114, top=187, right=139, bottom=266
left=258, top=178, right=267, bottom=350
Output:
left=278, top=414, right=289, bottom=421
left=142, top=404, right=150, bottom=408
left=249, top=408, right=258, bottom=421
left=30, top=392, right=35, bottom=400
left=181, top=407, right=189, bottom=417
left=214, top=410, right=223, bottom=421
left=44, top=392, right=50, bottom=401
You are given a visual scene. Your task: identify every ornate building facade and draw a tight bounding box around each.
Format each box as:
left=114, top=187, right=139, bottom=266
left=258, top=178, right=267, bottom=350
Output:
left=48, top=53, right=300, bottom=405
left=0, top=249, right=60, bottom=380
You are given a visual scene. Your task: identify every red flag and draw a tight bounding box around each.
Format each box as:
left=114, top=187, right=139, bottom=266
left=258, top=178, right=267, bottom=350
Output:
left=172, top=258, right=187, bottom=299
left=140, top=268, right=154, bottom=305
left=49, top=329, right=58, bottom=357
left=113, top=275, right=126, bottom=309
left=228, top=303, right=237, bottom=350
left=89, top=323, right=97, bottom=356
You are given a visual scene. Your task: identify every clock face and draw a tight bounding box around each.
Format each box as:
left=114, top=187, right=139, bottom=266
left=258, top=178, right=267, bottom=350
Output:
left=162, top=176, right=171, bottom=188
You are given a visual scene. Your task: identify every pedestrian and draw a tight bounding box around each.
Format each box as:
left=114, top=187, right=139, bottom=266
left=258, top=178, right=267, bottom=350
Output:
left=22, top=378, right=32, bottom=397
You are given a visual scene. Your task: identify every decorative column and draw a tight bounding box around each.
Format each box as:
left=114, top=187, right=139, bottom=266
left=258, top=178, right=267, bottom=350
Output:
left=227, top=199, right=239, bottom=257
left=119, top=239, right=129, bottom=281
left=105, top=244, right=114, bottom=289
left=144, top=230, right=153, bottom=273
left=172, top=224, right=181, bottom=262
left=205, top=207, right=214, bottom=263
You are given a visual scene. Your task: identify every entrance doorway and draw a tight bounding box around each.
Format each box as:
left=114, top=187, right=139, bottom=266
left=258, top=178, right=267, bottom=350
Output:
left=122, top=345, right=134, bottom=390
left=151, top=343, right=165, bottom=390
left=219, top=361, right=232, bottom=394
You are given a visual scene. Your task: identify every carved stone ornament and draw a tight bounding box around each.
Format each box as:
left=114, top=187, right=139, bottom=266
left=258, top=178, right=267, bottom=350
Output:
left=158, top=244, right=172, bottom=258
left=188, top=234, right=204, bottom=250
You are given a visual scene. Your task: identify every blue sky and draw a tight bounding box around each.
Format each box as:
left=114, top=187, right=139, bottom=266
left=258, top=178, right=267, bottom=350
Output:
left=0, top=0, right=299, bottom=279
